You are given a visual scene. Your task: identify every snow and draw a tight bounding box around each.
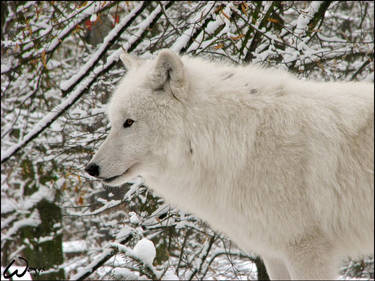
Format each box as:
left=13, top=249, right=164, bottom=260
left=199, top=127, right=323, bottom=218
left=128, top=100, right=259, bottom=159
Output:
left=116, top=225, right=133, bottom=241
left=37, top=235, right=55, bottom=243
left=90, top=107, right=106, bottom=115
left=2, top=185, right=55, bottom=215
left=67, top=199, right=121, bottom=216
left=105, top=240, right=161, bottom=279
left=132, top=238, right=156, bottom=266
left=129, top=212, right=139, bottom=225
left=60, top=2, right=145, bottom=92
left=2, top=210, right=41, bottom=241
left=282, top=2, right=324, bottom=66
left=111, top=268, right=139, bottom=280
left=1, top=197, right=18, bottom=214
left=63, top=240, right=87, bottom=254
left=23, top=186, right=54, bottom=210
left=0, top=61, right=11, bottom=74
left=121, top=1, right=168, bottom=54
left=90, top=14, right=97, bottom=22
left=294, top=1, right=323, bottom=38
left=0, top=2, right=166, bottom=164
left=123, top=176, right=144, bottom=200
left=71, top=248, right=114, bottom=280
left=162, top=270, right=179, bottom=280
left=2, top=53, right=110, bottom=163
left=2, top=2, right=112, bottom=66
left=173, top=2, right=216, bottom=53
left=2, top=3, right=174, bottom=164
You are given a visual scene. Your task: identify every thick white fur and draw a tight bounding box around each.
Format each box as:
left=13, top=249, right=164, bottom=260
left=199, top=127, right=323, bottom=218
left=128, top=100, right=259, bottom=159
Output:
left=88, top=49, right=374, bottom=280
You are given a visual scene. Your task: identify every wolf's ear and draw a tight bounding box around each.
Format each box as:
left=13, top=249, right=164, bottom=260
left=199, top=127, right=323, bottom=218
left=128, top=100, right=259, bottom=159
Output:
left=152, top=49, right=185, bottom=91
left=120, top=47, right=139, bottom=70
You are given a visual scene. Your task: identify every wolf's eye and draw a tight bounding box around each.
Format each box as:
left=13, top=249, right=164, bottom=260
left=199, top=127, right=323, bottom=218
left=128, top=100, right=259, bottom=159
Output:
left=123, top=119, right=134, bottom=128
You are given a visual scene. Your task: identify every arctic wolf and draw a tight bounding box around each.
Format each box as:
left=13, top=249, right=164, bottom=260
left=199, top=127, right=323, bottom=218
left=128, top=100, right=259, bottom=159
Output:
left=86, top=49, right=374, bottom=280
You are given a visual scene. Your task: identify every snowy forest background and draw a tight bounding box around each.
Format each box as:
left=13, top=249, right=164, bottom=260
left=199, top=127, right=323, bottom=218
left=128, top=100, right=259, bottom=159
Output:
left=1, top=1, right=374, bottom=280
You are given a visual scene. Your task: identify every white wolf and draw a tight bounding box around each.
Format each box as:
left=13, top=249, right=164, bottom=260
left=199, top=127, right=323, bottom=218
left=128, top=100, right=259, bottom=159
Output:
left=86, top=49, right=374, bottom=280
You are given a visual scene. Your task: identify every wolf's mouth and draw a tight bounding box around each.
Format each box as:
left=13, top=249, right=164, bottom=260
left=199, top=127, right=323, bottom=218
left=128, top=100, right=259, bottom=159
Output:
left=103, top=174, right=122, bottom=183
left=102, top=165, right=133, bottom=183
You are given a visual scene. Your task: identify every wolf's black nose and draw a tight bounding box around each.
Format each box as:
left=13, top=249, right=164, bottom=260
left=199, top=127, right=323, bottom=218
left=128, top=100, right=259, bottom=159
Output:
left=85, top=163, right=100, bottom=177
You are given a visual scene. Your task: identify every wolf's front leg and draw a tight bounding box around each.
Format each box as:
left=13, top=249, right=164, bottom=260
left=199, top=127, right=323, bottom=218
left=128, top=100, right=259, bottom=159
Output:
left=263, top=256, right=291, bottom=280
left=284, top=233, right=338, bottom=280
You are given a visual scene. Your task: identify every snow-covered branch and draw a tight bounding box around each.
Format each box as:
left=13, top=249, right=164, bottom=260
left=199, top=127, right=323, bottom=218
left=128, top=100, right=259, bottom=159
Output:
left=109, top=240, right=161, bottom=280
left=187, top=234, right=216, bottom=280
left=2, top=210, right=41, bottom=242
left=171, top=1, right=217, bottom=53
left=1, top=1, right=117, bottom=75
left=60, top=1, right=149, bottom=93
left=72, top=228, right=134, bottom=281
left=282, top=1, right=330, bottom=67
left=65, top=178, right=144, bottom=217
left=1, top=1, right=173, bottom=164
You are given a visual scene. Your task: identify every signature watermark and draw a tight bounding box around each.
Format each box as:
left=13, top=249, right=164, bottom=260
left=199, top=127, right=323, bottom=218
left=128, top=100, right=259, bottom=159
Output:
left=2, top=256, right=45, bottom=279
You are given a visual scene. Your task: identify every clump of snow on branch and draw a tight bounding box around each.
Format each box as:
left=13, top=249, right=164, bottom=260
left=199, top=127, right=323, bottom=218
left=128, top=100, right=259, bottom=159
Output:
left=133, top=238, right=156, bottom=266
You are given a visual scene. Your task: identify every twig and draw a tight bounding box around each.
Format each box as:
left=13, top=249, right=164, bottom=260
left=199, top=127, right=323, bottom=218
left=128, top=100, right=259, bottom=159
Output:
left=72, top=231, right=134, bottom=280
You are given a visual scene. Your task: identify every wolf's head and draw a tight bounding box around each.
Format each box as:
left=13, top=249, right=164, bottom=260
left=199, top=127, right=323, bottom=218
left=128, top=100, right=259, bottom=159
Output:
left=85, top=49, right=189, bottom=186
